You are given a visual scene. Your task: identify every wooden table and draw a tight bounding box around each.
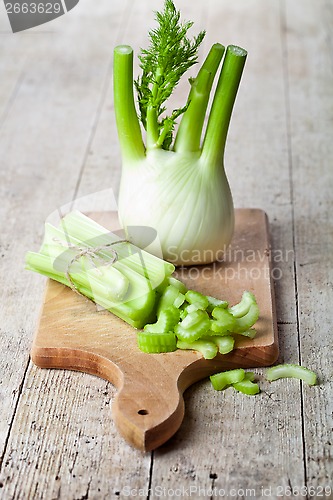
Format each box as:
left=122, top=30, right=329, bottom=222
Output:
left=0, top=0, right=332, bottom=498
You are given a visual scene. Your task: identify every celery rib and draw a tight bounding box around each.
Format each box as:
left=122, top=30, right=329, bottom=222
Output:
left=176, top=339, right=218, bottom=359
left=138, top=331, right=177, bottom=353
left=210, top=369, right=245, bottom=391
left=266, top=364, right=317, bottom=386
left=233, top=374, right=260, bottom=395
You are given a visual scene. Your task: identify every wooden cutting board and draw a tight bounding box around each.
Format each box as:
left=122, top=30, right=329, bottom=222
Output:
left=31, top=208, right=278, bottom=451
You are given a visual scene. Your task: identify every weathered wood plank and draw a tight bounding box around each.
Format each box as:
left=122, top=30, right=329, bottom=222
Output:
left=0, top=0, right=332, bottom=498
left=285, top=0, right=333, bottom=491
left=1, top=367, right=150, bottom=499
left=148, top=0, right=306, bottom=496
left=0, top=1, right=152, bottom=498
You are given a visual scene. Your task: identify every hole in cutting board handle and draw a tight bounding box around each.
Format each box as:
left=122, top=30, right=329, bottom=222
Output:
left=138, top=409, right=149, bottom=415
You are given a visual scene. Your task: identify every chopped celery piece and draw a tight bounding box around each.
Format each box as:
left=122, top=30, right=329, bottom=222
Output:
left=157, top=284, right=185, bottom=315
left=168, top=276, right=188, bottom=294
left=233, top=328, right=257, bottom=339
left=185, top=303, right=200, bottom=314
left=210, top=307, right=235, bottom=333
left=210, top=368, right=245, bottom=390
left=229, top=291, right=256, bottom=318
left=206, top=327, right=233, bottom=337
left=232, top=303, right=259, bottom=333
left=176, top=339, right=218, bottom=359
left=206, top=296, right=228, bottom=313
left=266, top=364, right=317, bottom=386
left=185, top=290, right=209, bottom=310
left=137, top=331, right=177, bottom=353
left=175, top=310, right=210, bottom=342
left=209, top=335, right=235, bottom=354
left=144, top=305, right=180, bottom=334
left=179, top=306, right=188, bottom=320
left=232, top=372, right=260, bottom=395
left=244, top=371, right=255, bottom=382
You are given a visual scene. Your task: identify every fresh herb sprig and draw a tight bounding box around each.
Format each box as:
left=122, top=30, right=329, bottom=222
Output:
left=134, top=0, right=205, bottom=149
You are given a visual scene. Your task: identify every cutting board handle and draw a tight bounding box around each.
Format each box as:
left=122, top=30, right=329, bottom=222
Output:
left=111, top=358, right=187, bottom=452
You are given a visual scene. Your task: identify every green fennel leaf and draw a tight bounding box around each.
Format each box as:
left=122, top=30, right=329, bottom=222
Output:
left=134, top=0, right=205, bottom=149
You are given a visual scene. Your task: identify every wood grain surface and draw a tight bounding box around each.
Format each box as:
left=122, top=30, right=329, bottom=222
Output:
left=0, top=0, right=332, bottom=498
left=31, top=209, right=278, bottom=451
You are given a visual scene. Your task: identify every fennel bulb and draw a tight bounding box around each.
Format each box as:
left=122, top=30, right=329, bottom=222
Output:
left=118, top=149, right=234, bottom=265
left=114, top=0, right=246, bottom=265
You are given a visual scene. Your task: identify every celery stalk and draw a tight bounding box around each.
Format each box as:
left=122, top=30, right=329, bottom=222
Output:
left=60, top=211, right=173, bottom=289
left=210, top=369, right=245, bottom=391
left=25, top=212, right=177, bottom=328
left=266, top=364, right=317, bottom=386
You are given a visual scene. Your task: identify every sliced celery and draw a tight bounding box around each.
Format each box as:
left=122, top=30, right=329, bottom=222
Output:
left=206, top=296, right=228, bottom=313
left=232, top=303, right=259, bottom=333
left=137, top=331, right=177, bottom=353
left=229, top=291, right=256, bottom=318
left=233, top=328, right=257, bottom=339
left=232, top=372, right=260, bottom=395
left=175, top=309, right=210, bottom=342
left=210, top=368, right=245, bottom=390
left=266, top=364, right=317, bottom=386
left=210, top=335, right=235, bottom=354
left=243, top=371, right=255, bottom=381
left=168, top=276, right=188, bottom=294
left=176, top=339, right=218, bottom=359
left=185, top=290, right=209, bottom=310
left=210, top=307, right=235, bottom=333
left=144, top=305, right=180, bottom=334
left=185, top=303, right=200, bottom=314
left=157, top=284, right=185, bottom=315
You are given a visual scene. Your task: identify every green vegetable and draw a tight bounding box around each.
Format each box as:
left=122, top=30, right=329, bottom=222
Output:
left=114, top=0, right=247, bottom=265
left=232, top=372, right=260, bottom=395
left=206, top=296, right=228, bottom=313
left=176, top=339, right=218, bottom=359
left=25, top=211, right=175, bottom=329
left=229, top=291, right=256, bottom=318
left=234, top=328, right=257, bottom=339
left=167, top=276, right=188, bottom=294
left=26, top=210, right=260, bottom=359
left=157, top=284, right=185, bottom=315
left=185, top=290, right=209, bottom=310
left=144, top=305, right=180, bottom=334
left=134, top=0, right=205, bottom=150
left=174, top=309, right=210, bottom=342
left=137, top=331, right=177, bottom=353
left=210, top=335, right=235, bottom=355
left=230, top=292, right=259, bottom=333
left=210, top=369, right=245, bottom=391
left=210, top=307, right=236, bottom=334
left=266, top=364, right=317, bottom=386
